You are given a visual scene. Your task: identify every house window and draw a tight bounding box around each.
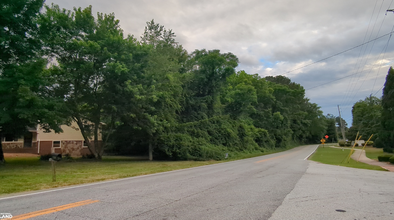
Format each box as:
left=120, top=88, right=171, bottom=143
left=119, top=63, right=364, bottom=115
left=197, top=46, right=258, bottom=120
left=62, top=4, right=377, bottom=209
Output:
left=53, top=141, right=61, bottom=148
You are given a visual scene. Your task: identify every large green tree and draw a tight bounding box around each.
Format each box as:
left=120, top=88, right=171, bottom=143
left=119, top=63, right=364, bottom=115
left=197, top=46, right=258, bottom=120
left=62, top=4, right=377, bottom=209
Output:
left=376, top=67, right=394, bottom=150
left=180, top=49, right=238, bottom=120
left=107, top=20, right=184, bottom=160
left=40, top=5, right=140, bottom=159
left=0, top=0, right=64, bottom=163
left=349, top=96, right=381, bottom=141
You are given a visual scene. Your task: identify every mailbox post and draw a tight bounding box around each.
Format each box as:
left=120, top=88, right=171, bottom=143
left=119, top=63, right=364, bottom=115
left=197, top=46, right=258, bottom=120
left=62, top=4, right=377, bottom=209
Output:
left=49, top=153, right=62, bottom=182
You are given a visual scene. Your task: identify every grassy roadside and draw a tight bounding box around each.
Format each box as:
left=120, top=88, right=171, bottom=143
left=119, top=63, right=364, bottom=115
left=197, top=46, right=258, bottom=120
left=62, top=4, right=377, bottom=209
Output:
left=0, top=147, right=291, bottom=196
left=309, top=146, right=386, bottom=171
left=320, top=143, right=393, bottom=160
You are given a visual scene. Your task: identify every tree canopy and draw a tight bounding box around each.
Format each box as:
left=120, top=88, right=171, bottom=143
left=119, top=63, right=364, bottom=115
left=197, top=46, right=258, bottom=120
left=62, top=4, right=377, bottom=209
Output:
left=1, top=3, right=334, bottom=161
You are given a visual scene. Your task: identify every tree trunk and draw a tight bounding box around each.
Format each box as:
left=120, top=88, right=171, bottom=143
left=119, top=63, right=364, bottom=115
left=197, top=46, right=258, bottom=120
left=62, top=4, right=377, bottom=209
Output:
left=74, top=117, right=95, bottom=157
left=0, top=132, right=5, bottom=164
left=149, top=142, right=153, bottom=161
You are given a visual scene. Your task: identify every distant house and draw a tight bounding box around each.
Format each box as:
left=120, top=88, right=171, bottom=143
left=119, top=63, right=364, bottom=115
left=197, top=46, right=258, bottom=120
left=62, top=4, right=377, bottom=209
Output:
left=1, top=122, right=101, bottom=157
left=351, top=140, right=365, bottom=147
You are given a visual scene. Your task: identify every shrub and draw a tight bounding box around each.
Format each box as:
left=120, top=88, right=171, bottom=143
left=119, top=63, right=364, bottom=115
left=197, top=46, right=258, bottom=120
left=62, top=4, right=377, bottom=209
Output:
left=338, top=140, right=346, bottom=146
left=39, top=154, right=52, bottom=161
left=345, top=141, right=352, bottom=146
left=374, top=137, right=384, bottom=148
left=383, top=148, right=394, bottom=153
left=390, top=156, right=394, bottom=164
left=366, top=141, right=374, bottom=146
left=378, top=155, right=392, bottom=162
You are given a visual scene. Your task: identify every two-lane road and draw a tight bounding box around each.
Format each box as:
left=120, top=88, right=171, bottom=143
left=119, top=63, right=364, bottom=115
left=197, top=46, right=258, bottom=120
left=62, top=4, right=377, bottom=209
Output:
left=1, top=145, right=393, bottom=219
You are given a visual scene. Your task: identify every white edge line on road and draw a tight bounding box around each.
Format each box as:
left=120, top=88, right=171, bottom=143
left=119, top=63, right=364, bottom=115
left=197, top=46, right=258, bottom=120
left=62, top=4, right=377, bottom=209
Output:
left=0, top=145, right=313, bottom=201
left=304, top=145, right=319, bottom=160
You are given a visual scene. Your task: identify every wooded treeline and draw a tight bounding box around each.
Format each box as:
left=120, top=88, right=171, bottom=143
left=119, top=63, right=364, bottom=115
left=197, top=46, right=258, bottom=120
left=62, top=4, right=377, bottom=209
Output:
left=0, top=1, right=333, bottom=162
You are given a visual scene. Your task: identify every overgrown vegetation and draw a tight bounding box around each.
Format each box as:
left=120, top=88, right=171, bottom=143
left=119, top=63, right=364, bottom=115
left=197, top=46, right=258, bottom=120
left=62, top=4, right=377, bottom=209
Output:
left=1, top=1, right=335, bottom=162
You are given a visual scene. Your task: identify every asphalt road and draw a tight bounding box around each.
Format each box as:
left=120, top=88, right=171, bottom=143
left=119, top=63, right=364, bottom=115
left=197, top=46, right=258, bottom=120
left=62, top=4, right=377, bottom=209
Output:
left=0, top=145, right=393, bottom=220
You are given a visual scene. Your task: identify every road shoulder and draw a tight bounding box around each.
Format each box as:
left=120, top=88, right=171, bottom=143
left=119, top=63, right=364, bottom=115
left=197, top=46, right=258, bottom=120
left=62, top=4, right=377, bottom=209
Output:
left=269, top=161, right=394, bottom=220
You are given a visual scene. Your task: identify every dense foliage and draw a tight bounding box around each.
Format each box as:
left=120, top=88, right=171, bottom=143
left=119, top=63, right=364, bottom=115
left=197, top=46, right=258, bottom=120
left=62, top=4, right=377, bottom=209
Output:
left=0, top=0, right=65, bottom=163
left=1, top=3, right=332, bottom=161
left=375, top=67, right=394, bottom=151
left=347, top=68, right=394, bottom=152
left=348, top=96, right=381, bottom=141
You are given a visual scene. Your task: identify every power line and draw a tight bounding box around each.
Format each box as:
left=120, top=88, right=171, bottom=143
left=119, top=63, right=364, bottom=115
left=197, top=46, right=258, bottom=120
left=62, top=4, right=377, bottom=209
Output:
left=285, top=30, right=394, bottom=76
left=302, top=30, right=394, bottom=90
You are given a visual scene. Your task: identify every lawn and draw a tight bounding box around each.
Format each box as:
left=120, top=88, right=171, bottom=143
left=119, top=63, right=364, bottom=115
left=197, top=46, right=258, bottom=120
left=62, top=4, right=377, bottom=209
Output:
left=309, top=146, right=386, bottom=171
left=364, top=147, right=394, bottom=160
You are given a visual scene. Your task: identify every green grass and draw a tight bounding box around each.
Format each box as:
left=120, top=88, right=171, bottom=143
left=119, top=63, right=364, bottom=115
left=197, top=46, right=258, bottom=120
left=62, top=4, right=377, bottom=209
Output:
left=0, top=148, right=293, bottom=195
left=335, top=146, right=394, bottom=160
left=364, top=147, right=394, bottom=160
left=309, top=146, right=386, bottom=171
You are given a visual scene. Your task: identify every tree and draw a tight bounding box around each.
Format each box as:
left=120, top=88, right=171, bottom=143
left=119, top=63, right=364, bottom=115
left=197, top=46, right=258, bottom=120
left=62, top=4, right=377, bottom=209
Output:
left=118, top=20, right=184, bottom=160
left=349, top=96, right=381, bottom=141
left=223, top=71, right=257, bottom=119
left=0, top=0, right=44, bottom=66
left=40, top=5, right=138, bottom=159
left=376, top=67, right=394, bottom=149
left=181, top=49, right=238, bottom=119
left=0, top=0, right=64, bottom=163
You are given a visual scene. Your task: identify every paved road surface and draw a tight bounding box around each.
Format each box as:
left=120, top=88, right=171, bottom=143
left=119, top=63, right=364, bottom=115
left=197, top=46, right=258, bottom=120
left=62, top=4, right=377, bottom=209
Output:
left=1, top=145, right=393, bottom=220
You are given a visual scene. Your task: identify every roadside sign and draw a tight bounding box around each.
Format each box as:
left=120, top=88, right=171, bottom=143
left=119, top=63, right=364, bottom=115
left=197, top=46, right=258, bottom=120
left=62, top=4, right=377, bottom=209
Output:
left=325, top=135, right=329, bottom=139
left=320, top=138, right=325, bottom=147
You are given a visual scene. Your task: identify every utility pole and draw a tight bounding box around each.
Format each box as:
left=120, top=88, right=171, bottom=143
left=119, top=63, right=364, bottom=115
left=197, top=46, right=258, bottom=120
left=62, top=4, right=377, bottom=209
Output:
left=338, top=105, right=346, bottom=140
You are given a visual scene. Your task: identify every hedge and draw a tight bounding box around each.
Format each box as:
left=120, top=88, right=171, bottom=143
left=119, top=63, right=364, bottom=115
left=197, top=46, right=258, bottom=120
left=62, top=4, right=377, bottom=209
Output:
left=378, top=155, right=392, bottom=162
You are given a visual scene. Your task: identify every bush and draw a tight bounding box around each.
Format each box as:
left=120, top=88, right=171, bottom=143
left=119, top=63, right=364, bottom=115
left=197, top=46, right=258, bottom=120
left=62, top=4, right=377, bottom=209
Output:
left=338, top=140, right=346, bottom=146
left=390, top=156, right=394, bottom=164
left=378, top=155, right=392, bottom=162
left=345, top=141, right=352, bottom=146
left=39, top=154, right=52, bottom=161
left=383, top=148, right=394, bottom=153
left=374, top=137, right=384, bottom=148
left=366, top=141, right=374, bottom=146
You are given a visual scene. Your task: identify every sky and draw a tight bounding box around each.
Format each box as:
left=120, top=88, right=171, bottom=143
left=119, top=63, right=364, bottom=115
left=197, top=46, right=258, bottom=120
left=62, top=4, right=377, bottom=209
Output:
left=46, top=0, right=394, bottom=127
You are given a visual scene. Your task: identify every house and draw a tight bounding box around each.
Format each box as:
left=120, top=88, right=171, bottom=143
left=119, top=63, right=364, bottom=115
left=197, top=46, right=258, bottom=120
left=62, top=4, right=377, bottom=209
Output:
left=1, top=122, right=101, bottom=157
left=351, top=140, right=365, bottom=147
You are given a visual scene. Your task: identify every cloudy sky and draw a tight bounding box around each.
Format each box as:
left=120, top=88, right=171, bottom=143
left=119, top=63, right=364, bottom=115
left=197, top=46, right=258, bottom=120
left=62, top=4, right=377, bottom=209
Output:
left=46, top=0, right=394, bottom=127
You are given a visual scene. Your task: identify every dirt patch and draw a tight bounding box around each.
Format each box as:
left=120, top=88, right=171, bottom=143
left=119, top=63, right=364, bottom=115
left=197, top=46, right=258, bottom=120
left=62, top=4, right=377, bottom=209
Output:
left=4, top=153, right=39, bottom=158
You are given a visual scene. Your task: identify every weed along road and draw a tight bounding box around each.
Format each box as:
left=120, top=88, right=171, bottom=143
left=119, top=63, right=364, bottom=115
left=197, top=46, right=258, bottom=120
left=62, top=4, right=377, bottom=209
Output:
left=1, top=145, right=393, bottom=220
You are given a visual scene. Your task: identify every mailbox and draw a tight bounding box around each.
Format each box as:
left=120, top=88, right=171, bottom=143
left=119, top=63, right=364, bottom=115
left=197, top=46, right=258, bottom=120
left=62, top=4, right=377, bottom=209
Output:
left=51, top=153, right=62, bottom=161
